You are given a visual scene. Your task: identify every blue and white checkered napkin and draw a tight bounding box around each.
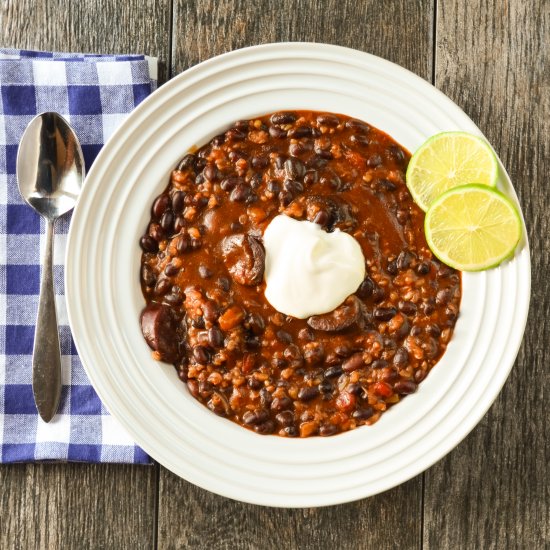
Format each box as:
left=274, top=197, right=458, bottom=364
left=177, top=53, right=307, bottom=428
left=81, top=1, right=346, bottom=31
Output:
left=0, top=49, right=157, bottom=463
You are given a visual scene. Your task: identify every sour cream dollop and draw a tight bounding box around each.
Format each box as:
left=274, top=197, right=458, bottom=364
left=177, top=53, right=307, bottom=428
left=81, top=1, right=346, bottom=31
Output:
left=263, top=215, right=365, bottom=319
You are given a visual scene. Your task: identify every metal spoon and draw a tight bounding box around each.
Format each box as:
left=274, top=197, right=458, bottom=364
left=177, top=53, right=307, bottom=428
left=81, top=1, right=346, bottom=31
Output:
left=16, top=113, right=84, bottom=422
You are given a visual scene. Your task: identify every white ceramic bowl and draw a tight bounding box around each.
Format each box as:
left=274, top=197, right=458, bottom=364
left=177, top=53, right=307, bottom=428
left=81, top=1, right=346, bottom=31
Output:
left=65, top=43, right=530, bottom=507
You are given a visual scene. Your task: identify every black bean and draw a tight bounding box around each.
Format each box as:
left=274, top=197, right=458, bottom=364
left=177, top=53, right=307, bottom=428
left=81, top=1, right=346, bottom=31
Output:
left=317, top=149, right=334, bottom=160
left=171, top=191, right=185, bottom=214
left=271, top=396, right=292, bottom=412
left=211, top=134, right=226, bottom=147
left=152, top=195, right=170, bottom=219
left=394, top=380, right=417, bottom=395
left=230, top=184, right=250, bottom=202
left=154, top=278, right=171, bottom=296
left=270, top=112, right=297, bottom=125
left=226, top=128, right=246, bottom=141
left=298, top=327, right=315, bottom=341
left=289, top=141, right=313, bottom=156
left=297, top=386, right=320, bottom=402
left=386, top=259, right=398, bottom=275
left=399, top=301, right=417, bottom=315
left=396, top=209, right=409, bottom=224
left=397, top=250, right=415, bottom=270
left=283, top=344, right=302, bottom=364
left=306, top=155, right=329, bottom=169
left=414, top=369, right=427, bottom=383
left=283, top=178, right=304, bottom=195
left=379, top=178, right=397, bottom=192
left=217, top=277, right=231, bottom=292
left=342, top=352, right=364, bottom=372
left=192, top=316, right=205, bottom=329
left=345, top=119, right=370, bottom=133
left=278, top=190, right=293, bottom=206
left=373, top=307, right=397, bottom=322
left=198, top=265, right=213, bottom=279
left=312, top=210, right=329, bottom=226
left=353, top=407, right=374, bottom=421
left=268, top=125, right=287, bottom=139
left=335, top=345, right=352, bottom=358
left=284, top=157, right=306, bottom=180
left=319, top=424, right=338, bottom=436
left=276, top=411, right=295, bottom=426
left=251, top=155, right=269, bottom=169
left=228, top=150, right=247, bottom=163
left=177, top=153, right=196, bottom=171
left=410, top=326, right=423, bottom=337
left=319, top=174, right=341, bottom=191
left=164, top=262, right=180, bottom=277
left=324, top=365, right=343, bottom=379
left=149, top=223, right=164, bottom=242
left=318, top=379, right=332, bottom=393
left=415, top=262, right=430, bottom=275
left=193, top=345, right=209, bottom=364
left=367, top=154, right=383, bottom=167
left=274, top=155, right=287, bottom=169
left=160, top=211, right=174, bottom=233
left=195, top=173, right=205, bottom=185
left=388, top=145, right=406, bottom=165
left=203, top=163, right=218, bottom=181
left=164, top=288, right=183, bottom=305
left=426, top=324, right=442, bottom=338
left=436, top=289, right=452, bottom=306
left=371, top=359, right=388, bottom=369
left=174, top=216, right=185, bottom=233
left=208, top=327, right=224, bottom=348
left=243, top=409, right=268, bottom=425
left=350, top=134, right=370, bottom=147
left=277, top=331, right=293, bottom=344
left=316, top=113, right=340, bottom=127
left=267, top=179, right=280, bottom=194
left=190, top=238, right=202, bottom=250
left=260, top=388, right=273, bottom=407
left=141, top=264, right=156, bottom=287
left=347, top=383, right=363, bottom=396
left=372, top=286, right=386, bottom=303
left=247, top=377, right=263, bottom=390
left=423, top=301, right=436, bottom=315
left=288, top=126, right=313, bottom=138
left=140, top=235, right=158, bottom=253
left=202, top=301, right=218, bottom=322
left=255, top=420, right=276, bottom=435
left=284, top=425, right=299, bottom=437
left=220, top=176, right=242, bottom=191
left=234, top=120, right=250, bottom=131
left=245, top=313, right=265, bottom=335
left=175, top=235, right=189, bottom=254
left=356, top=277, right=374, bottom=299
left=303, top=171, right=318, bottom=185
left=194, top=157, right=207, bottom=171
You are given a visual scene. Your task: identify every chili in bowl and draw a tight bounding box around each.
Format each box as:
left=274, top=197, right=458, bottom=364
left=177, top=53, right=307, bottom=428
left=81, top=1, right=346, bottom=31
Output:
left=138, top=110, right=461, bottom=438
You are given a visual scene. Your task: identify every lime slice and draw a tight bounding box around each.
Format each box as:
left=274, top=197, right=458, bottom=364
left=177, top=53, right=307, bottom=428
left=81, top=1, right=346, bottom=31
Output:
left=424, top=184, right=522, bottom=271
left=406, top=131, right=499, bottom=211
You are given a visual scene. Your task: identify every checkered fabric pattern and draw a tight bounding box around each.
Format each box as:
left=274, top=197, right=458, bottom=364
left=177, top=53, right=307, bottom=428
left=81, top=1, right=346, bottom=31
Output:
left=0, top=49, right=157, bottom=463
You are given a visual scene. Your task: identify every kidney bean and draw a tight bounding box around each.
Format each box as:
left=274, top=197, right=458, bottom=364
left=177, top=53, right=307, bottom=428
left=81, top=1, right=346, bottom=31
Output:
left=373, top=381, right=393, bottom=397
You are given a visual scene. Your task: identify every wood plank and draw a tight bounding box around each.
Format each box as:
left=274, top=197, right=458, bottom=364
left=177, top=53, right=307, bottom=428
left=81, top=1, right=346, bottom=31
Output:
left=424, top=1, right=550, bottom=548
left=0, top=463, right=157, bottom=549
left=161, top=2, right=433, bottom=548
left=1, top=0, right=172, bottom=82
left=160, top=472, right=422, bottom=550
left=0, top=1, right=168, bottom=548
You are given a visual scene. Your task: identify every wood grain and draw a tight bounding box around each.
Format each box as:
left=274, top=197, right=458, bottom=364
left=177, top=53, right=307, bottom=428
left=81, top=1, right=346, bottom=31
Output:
left=159, top=472, right=422, bottom=550
left=1, top=0, right=172, bottom=82
left=160, top=2, right=432, bottom=549
left=424, top=1, right=550, bottom=548
left=0, top=1, right=167, bottom=548
left=0, top=463, right=157, bottom=549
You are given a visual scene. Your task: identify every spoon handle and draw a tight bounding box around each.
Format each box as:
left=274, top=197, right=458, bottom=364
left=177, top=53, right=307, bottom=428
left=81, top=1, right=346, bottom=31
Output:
left=32, top=219, right=62, bottom=422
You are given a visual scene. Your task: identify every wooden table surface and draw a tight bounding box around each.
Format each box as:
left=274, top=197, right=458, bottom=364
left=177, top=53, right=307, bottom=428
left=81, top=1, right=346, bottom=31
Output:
left=1, top=1, right=548, bottom=548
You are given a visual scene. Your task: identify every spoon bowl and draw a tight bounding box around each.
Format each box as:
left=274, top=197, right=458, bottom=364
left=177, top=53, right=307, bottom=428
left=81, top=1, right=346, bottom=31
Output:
left=16, top=112, right=84, bottom=422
